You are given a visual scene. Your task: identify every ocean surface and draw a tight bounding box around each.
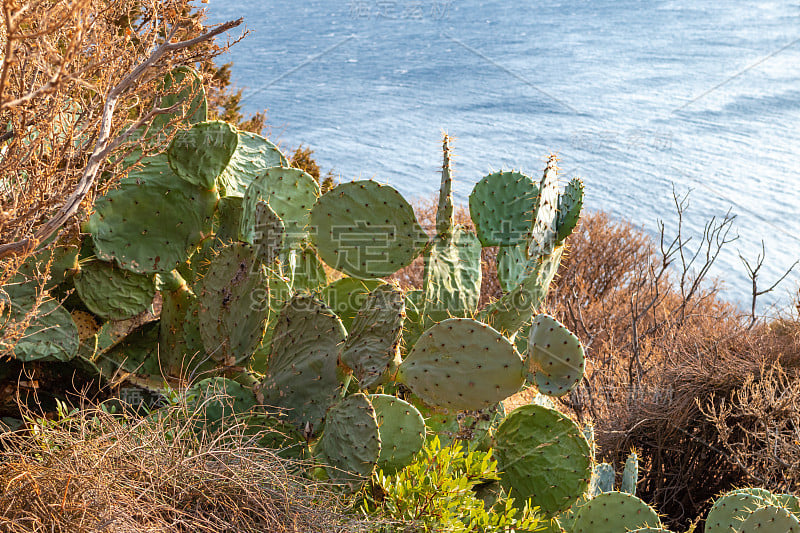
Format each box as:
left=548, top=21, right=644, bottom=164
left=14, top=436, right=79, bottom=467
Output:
left=205, top=0, right=800, bottom=313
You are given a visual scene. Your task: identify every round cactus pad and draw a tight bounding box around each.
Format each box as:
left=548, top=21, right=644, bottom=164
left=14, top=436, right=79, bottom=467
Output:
left=397, top=318, right=525, bottom=411
left=494, top=404, right=592, bottom=517
left=339, top=284, right=404, bottom=390
left=497, top=243, right=528, bottom=292
left=242, top=167, right=319, bottom=249
left=310, top=180, right=427, bottom=278
left=257, top=294, right=346, bottom=436
left=529, top=313, right=586, bottom=397
left=572, top=491, right=661, bottom=532
left=4, top=297, right=78, bottom=362
left=320, top=277, right=383, bottom=331
left=86, top=154, right=218, bottom=274
left=705, top=491, right=770, bottom=533
left=217, top=131, right=287, bottom=197
left=469, top=171, right=539, bottom=247
left=74, top=260, right=155, bottom=320
left=318, top=393, right=381, bottom=483
left=198, top=244, right=269, bottom=366
left=168, top=121, right=238, bottom=189
left=369, top=394, right=425, bottom=472
left=739, top=505, right=800, bottom=532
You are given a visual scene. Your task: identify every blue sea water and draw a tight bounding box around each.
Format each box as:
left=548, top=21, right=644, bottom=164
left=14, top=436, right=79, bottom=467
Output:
left=205, top=0, right=800, bottom=313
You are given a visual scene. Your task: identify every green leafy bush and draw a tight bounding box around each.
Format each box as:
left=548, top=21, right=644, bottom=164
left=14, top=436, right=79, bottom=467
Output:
left=359, top=436, right=541, bottom=532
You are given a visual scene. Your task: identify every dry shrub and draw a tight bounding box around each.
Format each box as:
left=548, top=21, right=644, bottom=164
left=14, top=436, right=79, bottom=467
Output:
left=543, top=209, right=800, bottom=528
left=0, top=401, right=369, bottom=532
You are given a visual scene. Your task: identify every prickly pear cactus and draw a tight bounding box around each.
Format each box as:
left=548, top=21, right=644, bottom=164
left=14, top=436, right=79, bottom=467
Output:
left=217, top=131, right=287, bottom=197
left=571, top=491, right=661, bottom=533
left=85, top=153, right=219, bottom=274
left=496, top=242, right=527, bottom=292
left=738, top=505, right=800, bottom=532
left=257, top=294, right=346, bottom=436
left=705, top=490, right=770, bottom=533
left=590, top=463, right=616, bottom=496
left=469, top=170, right=539, bottom=247
left=309, top=180, right=427, bottom=278
left=339, top=284, right=404, bottom=390
left=528, top=155, right=560, bottom=259
left=556, top=178, right=584, bottom=244
left=369, top=394, right=426, bottom=472
left=528, top=313, right=585, bottom=397
left=621, top=451, right=639, bottom=495
left=74, top=259, right=155, bottom=320
left=198, top=243, right=269, bottom=366
left=317, top=393, right=381, bottom=483
left=320, top=277, right=383, bottom=330
left=1, top=296, right=79, bottom=362
left=167, top=121, right=238, bottom=189
left=493, top=404, right=592, bottom=517
left=186, top=377, right=257, bottom=429
left=242, top=200, right=285, bottom=266
left=396, top=318, right=525, bottom=410
left=242, top=167, right=319, bottom=249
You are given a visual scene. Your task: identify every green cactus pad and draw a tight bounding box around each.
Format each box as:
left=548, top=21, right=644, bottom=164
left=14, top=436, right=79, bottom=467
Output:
left=421, top=227, right=482, bottom=326
left=528, top=155, right=560, bottom=259
left=213, top=196, right=244, bottom=246
left=729, top=487, right=777, bottom=503
left=242, top=167, right=319, bottom=249
left=2, top=296, right=79, bottom=362
left=151, top=66, right=207, bottom=132
left=739, top=505, right=800, bottom=532
left=469, top=171, right=539, bottom=247
left=245, top=200, right=285, bottom=265
left=494, top=404, right=592, bottom=517
left=705, top=491, right=769, bottom=533
left=775, top=493, right=800, bottom=516
left=198, top=243, right=269, bottom=366
left=318, top=393, right=381, bottom=483
left=339, top=284, right=404, bottom=390
left=397, top=318, right=525, bottom=410
left=94, top=322, right=162, bottom=378
left=167, top=121, right=238, bottom=189
left=289, top=247, right=327, bottom=291
left=496, top=243, right=528, bottom=292
left=257, top=294, right=346, bottom=436
left=85, top=154, right=218, bottom=274
left=409, top=396, right=505, bottom=451
left=6, top=239, right=80, bottom=299
left=159, top=276, right=209, bottom=377
left=556, top=177, right=584, bottom=244
left=528, top=313, right=585, bottom=397
left=74, top=260, right=155, bottom=321
left=320, top=277, right=383, bottom=331
left=241, top=413, right=308, bottom=460
left=572, top=491, right=661, bottom=532
left=621, top=451, right=639, bottom=495
left=590, top=463, right=616, bottom=496
left=186, top=377, right=256, bottom=432
left=217, top=131, right=288, bottom=197
left=309, top=180, right=427, bottom=278
left=369, top=394, right=426, bottom=472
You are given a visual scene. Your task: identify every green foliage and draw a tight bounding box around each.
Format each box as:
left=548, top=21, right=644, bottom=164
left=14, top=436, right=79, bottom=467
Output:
left=359, top=436, right=541, bottom=532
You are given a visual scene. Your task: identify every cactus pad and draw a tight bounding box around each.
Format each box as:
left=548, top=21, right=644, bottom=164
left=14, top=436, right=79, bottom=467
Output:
left=243, top=200, right=285, bottom=265
left=572, top=491, right=661, bottom=532
left=621, top=451, right=639, bottom=495
left=590, top=463, right=616, bottom=496
left=528, top=313, right=585, bottom=397
left=469, top=171, right=539, bottom=247
left=74, top=260, right=155, bottom=320
left=186, top=377, right=257, bottom=429
left=556, top=177, right=584, bottom=244
left=739, top=505, right=800, bottom=532
left=496, top=243, right=527, bottom=292
left=369, top=394, right=426, bottom=472
left=257, top=294, right=346, bottom=436
left=339, top=284, right=404, bottom=390
left=198, top=243, right=269, bottom=366
left=421, top=227, right=482, bottom=325
left=397, top=318, right=525, bottom=410
left=705, top=491, right=769, bottom=533
left=242, top=167, right=319, bottom=249
left=320, top=277, right=383, bottom=330
left=168, top=121, right=238, bottom=189
left=318, top=393, right=381, bottom=483
left=217, top=131, right=287, bottom=197
left=528, top=155, right=560, bottom=258
left=3, top=296, right=79, bottom=362
left=493, top=404, right=592, bottom=516
left=309, top=180, right=427, bottom=278
left=85, top=154, right=218, bottom=274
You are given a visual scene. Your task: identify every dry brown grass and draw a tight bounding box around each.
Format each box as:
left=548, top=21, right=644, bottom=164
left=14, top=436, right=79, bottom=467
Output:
left=0, top=400, right=370, bottom=533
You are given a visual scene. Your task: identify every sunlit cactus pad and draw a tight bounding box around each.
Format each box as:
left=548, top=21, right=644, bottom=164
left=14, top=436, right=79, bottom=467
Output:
left=571, top=491, right=661, bottom=533
left=369, top=394, right=425, bottom=472
left=469, top=170, right=539, bottom=247
left=397, top=318, right=525, bottom=411
left=528, top=313, right=586, bottom=397
left=74, top=259, right=155, bottom=320
left=318, top=393, right=381, bottom=483
left=310, top=180, right=427, bottom=278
